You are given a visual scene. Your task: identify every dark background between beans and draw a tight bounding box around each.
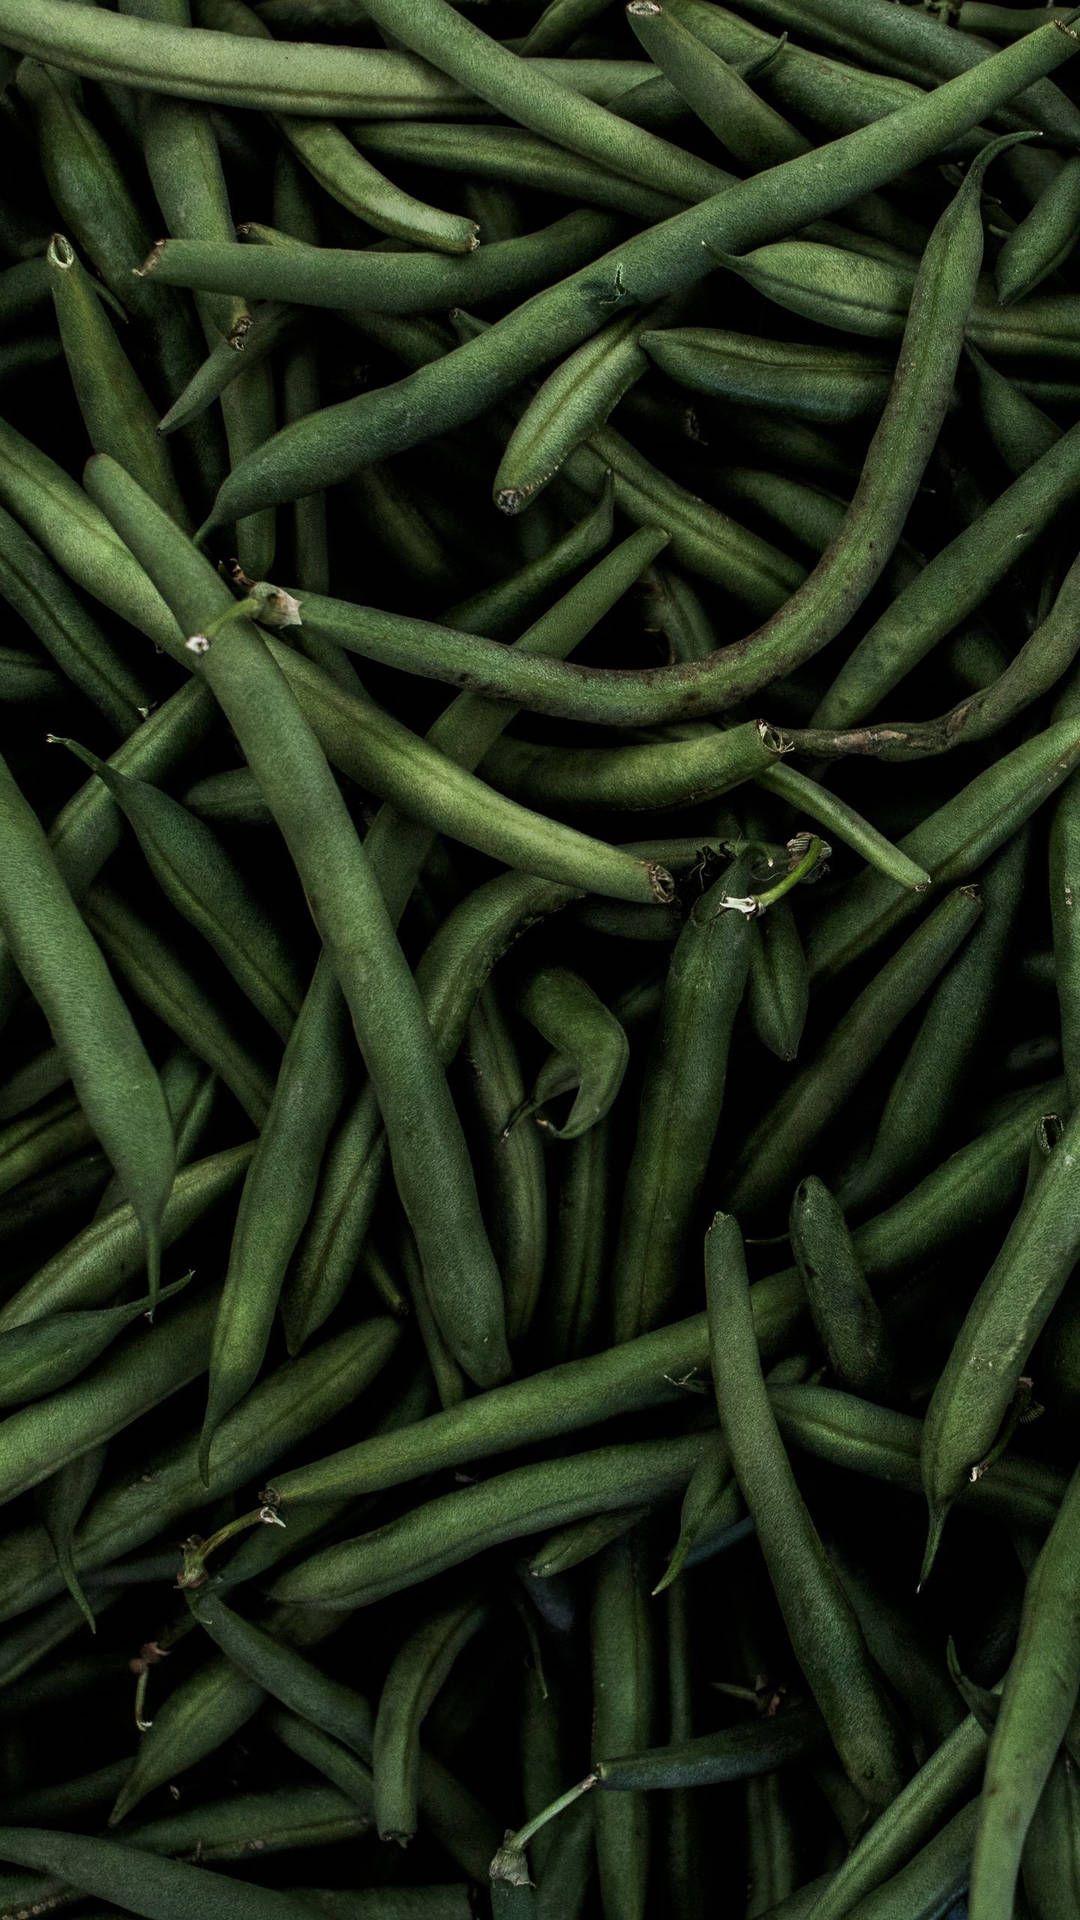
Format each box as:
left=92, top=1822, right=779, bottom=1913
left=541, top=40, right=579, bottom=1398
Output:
left=0, top=2, right=1079, bottom=1917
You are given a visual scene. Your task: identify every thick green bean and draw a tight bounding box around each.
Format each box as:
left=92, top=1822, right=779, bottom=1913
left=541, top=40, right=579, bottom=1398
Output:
left=591, top=1533, right=654, bottom=1920
left=353, top=122, right=684, bottom=223
left=790, top=1179, right=894, bottom=1399
left=514, top=964, right=628, bottom=1140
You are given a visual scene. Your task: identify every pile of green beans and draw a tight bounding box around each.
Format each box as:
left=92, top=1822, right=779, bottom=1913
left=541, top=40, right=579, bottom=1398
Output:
left=4, top=0, right=1080, bottom=1914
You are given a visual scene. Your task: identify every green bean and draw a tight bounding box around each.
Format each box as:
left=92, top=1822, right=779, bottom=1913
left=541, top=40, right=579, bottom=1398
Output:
left=183, top=767, right=274, bottom=825
left=34, top=1444, right=107, bottom=1636
left=653, top=1429, right=736, bottom=1593
left=494, top=310, right=658, bottom=514
left=0, top=1141, right=250, bottom=1329
left=1020, top=1740, right=1080, bottom=1920
left=92, top=1044, right=218, bottom=1219
left=184, top=1595, right=502, bottom=1881
left=82, top=881, right=279, bottom=1126
left=740, top=0, right=1080, bottom=135
left=0, top=503, right=156, bottom=733
left=513, top=964, right=628, bottom=1140
left=84, top=463, right=513, bottom=1388
left=281, top=867, right=578, bottom=1353
left=628, top=1, right=809, bottom=166
left=123, top=1781, right=368, bottom=1860
left=816, top=420, right=1080, bottom=730
left=460, top=986, right=547, bottom=1346
left=358, top=0, right=731, bottom=206
left=839, top=833, right=1025, bottom=1214
left=0, top=1322, right=401, bottom=1632
left=997, top=151, right=1080, bottom=304
left=59, top=738, right=304, bottom=1041
left=802, top=1708, right=989, bottom=1920
left=642, top=326, right=892, bottom=423
left=0, top=647, right=63, bottom=704
left=0, top=1760, right=133, bottom=1829
left=831, top=1797, right=978, bottom=1920
left=372, top=1596, right=488, bottom=1843
left=539, top=1116, right=611, bottom=1366
left=0, top=256, right=49, bottom=330
left=590, top=1533, right=654, bottom=1920
left=353, top=122, right=684, bottom=223
left=157, top=302, right=298, bottom=437
left=0, top=1273, right=193, bottom=1412
left=268, top=1707, right=374, bottom=1820
left=614, top=857, right=751, bottom=1339
left=484, top=720, right=784, bottom=812
left=199, top=954, right=351, bottom=1484
left=527, top=1507, right=651, bottom=1579
left=597, top=1702, right=824, bottom=1793
left=0, top=418, right=182, bottom=654
left=806, top=719, right=1080, bottom=983
left=728, top=888, right=983, bottom=1221
left=770, top=1383, right=1066, bottom=1532
left=0, top=1048, right=68, bottom=1127
left=0, top=752, right=176, bottom=1299
left=747, top=893, right=809, bottom=1063
left=442, top=483, right=614, bottom=639
left=519, top=0, right=610, bottom=55
left=920, top=1091, right=1080, bottom=1579
left=0, top=1823, right=326, bottom=1920
left=193, top=24, right=1080, bottom=583
left=272, top=1431, right=710, bottom=1607
left=140, top=212, right=621, bottom=315
left=47, top=234, right=189, bottom=526
left=199, top=0, right=478, bottom=253
left=87, top=462, right=676, bottom=905
left=0, top=0, right=653, bottom=111
left=789, top=1179, right=894, bottom=1399
left=759, top=765, right=930, bottom=891
left=708, top=1215, right=912, bottom=1809
left=830, top=1539, right=963, bottom=1751
left=966, top=344, right=1062, bottom=479
left=0, top=1094, right=94, bottom=1201
left=0, top=1284, right=217, bottom=1512
left=14, top=60, right=203, bottom=412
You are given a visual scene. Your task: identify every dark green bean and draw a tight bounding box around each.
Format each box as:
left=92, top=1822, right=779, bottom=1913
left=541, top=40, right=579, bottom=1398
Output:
left=614, top=857, right=751, bottom=1339
left=0, top=754, right=176, bottom=1299
left=193, top=24, right=1080, bottom=639
left=591, top=1533, right=654, bottom=1920
left=596, top=1700, right=823, bottom=1792
left=58, top=738, right=305, bottom=1042
left=728, top=888, right=983, bottom=1222
left=706, top=1214, right=910, bottom=1808
left=372, top=1596, right=488, bottom=1843
left=272, top=1432, right=710, bottom=1606
left=34, top=1443, right=107, bottom=1635
left=790, top=1178, right=894, bottom=1399
left=352, top=122, right=684, bottom=223
left=200, top=953, right=351, bottom=1482
left=920, top=1092, right=1080, bottom=1580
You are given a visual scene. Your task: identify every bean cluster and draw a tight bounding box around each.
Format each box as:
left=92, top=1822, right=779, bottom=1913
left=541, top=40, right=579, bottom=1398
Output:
left=0, top=1, right=1078, bottom=1916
